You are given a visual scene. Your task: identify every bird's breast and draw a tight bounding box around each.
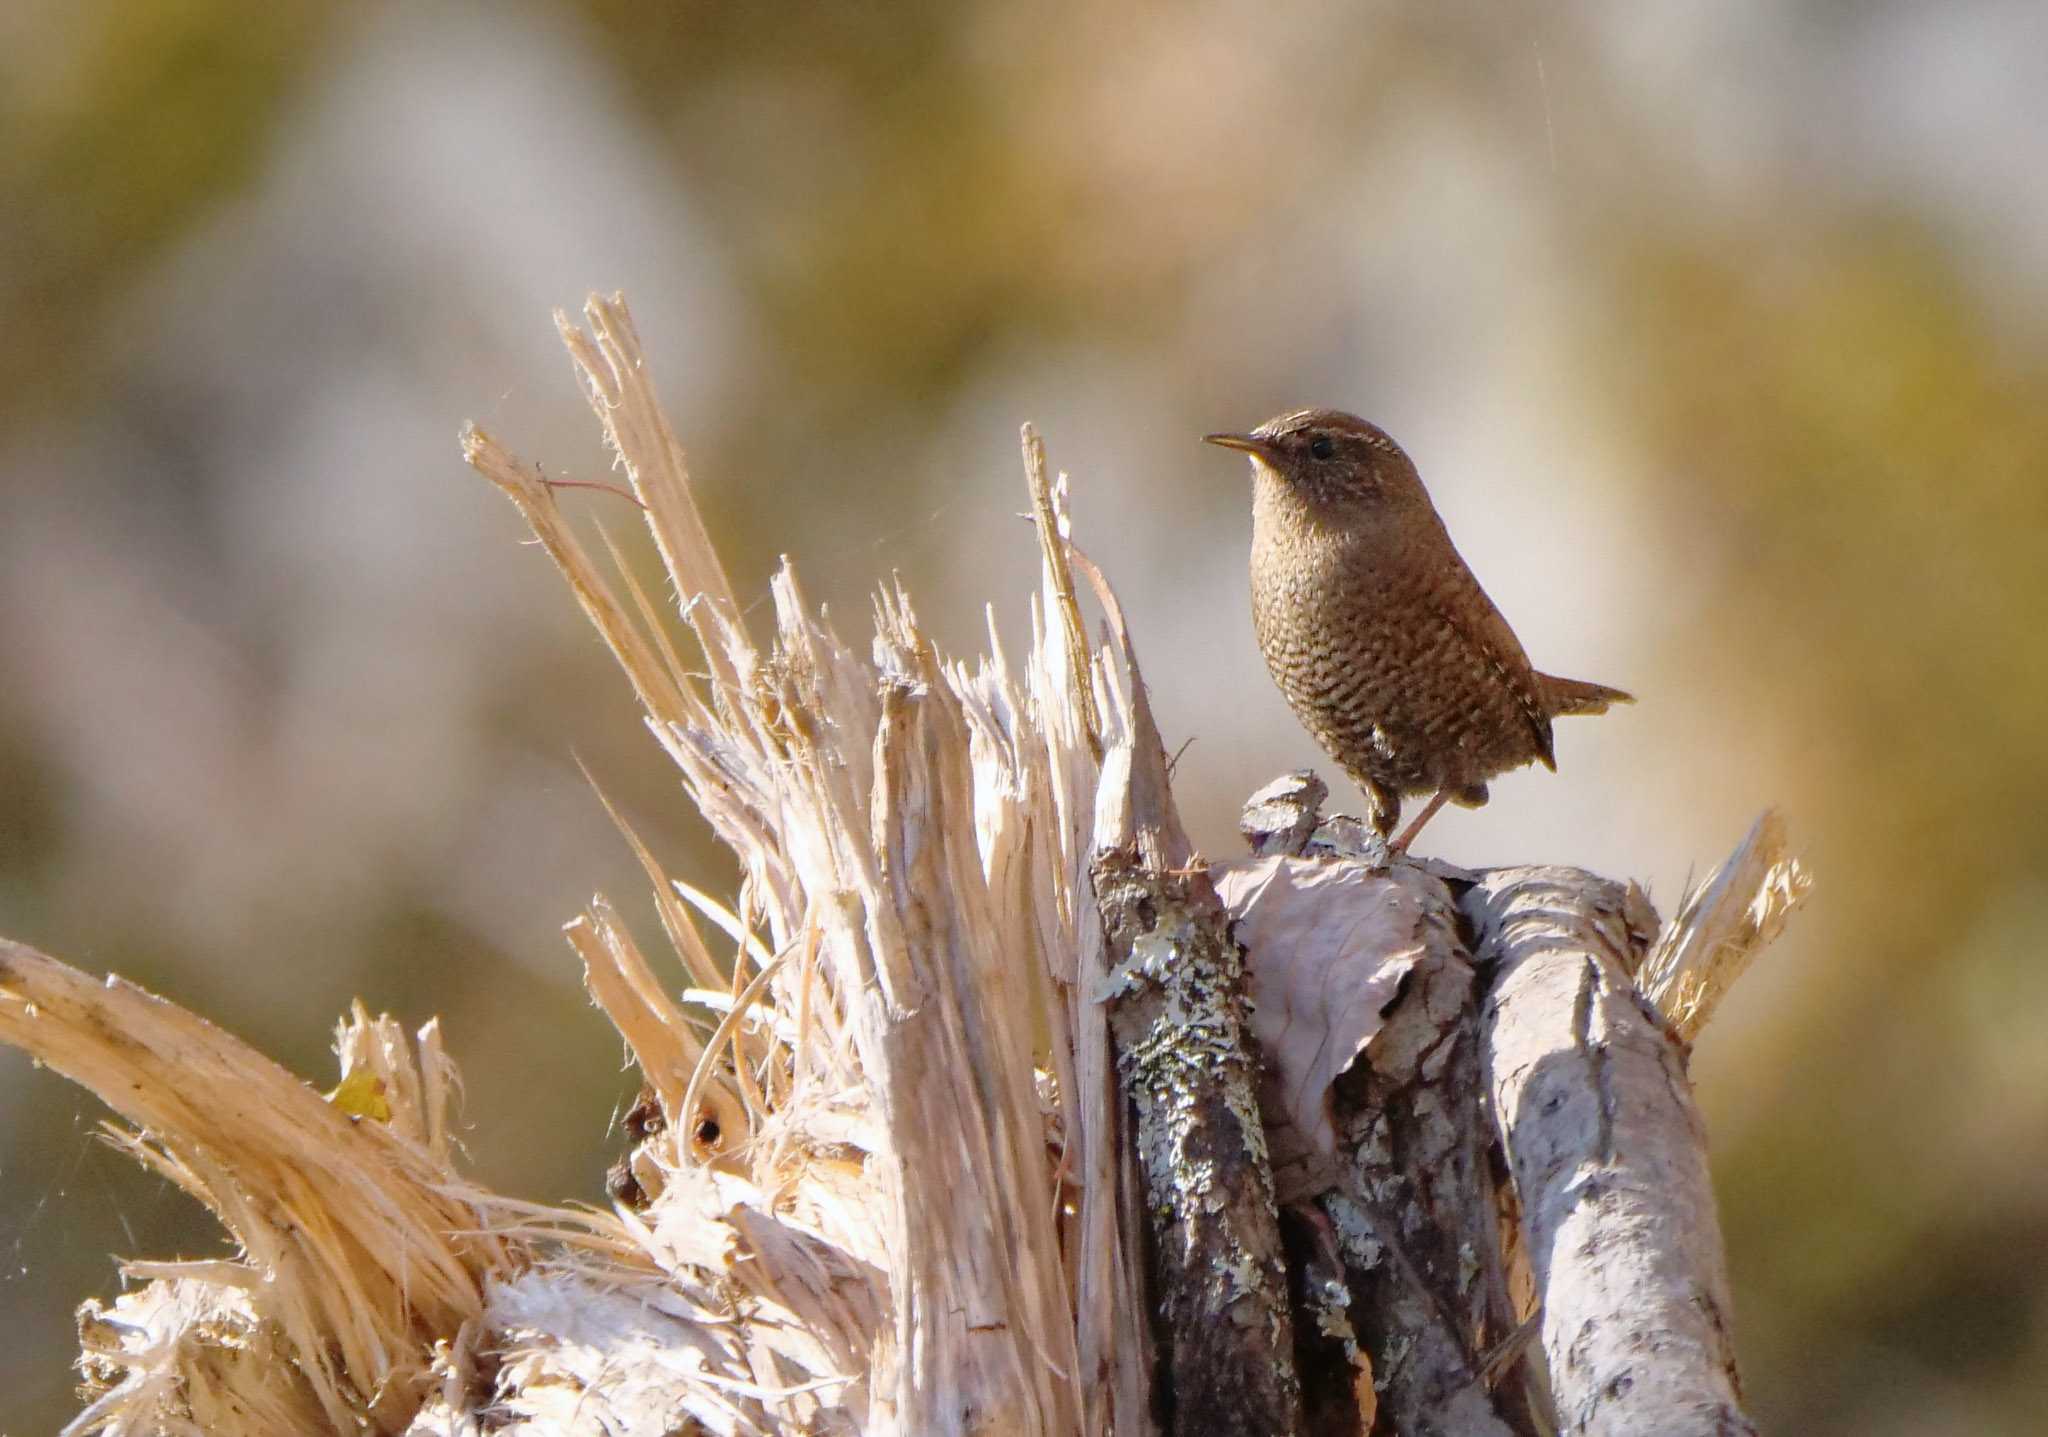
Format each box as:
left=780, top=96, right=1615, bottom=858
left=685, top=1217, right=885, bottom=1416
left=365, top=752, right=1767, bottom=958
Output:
left=1248, top=513, right=1541, bottom=794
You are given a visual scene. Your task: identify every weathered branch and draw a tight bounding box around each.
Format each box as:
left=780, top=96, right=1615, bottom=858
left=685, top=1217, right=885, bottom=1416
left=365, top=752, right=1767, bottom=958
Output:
left=1090, top=850, right=1302, bottom=1436
left=1466, top=867, right=1755, bottom=1437
left=1086, top=553, right=1301, bottom=1437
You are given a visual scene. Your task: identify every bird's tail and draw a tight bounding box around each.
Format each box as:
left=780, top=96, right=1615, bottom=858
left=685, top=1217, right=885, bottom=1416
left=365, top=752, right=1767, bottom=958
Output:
left=1538, top=672, right=1634, bottom=717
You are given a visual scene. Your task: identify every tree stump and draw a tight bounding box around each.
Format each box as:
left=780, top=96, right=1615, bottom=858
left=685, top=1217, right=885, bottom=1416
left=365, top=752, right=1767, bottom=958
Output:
left=0, top=295, right=1807, bottom=1437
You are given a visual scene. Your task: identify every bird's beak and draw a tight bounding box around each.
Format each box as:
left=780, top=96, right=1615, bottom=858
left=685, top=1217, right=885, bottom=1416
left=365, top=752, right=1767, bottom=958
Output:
left=1203, top=432, right=1267, bottom=457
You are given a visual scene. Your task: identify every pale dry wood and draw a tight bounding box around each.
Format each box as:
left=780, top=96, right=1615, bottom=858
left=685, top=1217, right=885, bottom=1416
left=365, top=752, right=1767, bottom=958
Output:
left=0, top=940, right=518, bottom=1435
left=5, top=295, right=1159, bottom=1436
left=69, top=1279, right=334, bottom=1436
left=468, top=297, right=1156, bottom=1434
left=1641, top=810, right=1811, bottom=1042
left=1220, top=789, right=1801, bottom=1436
left=1212, top=855, right=1427, bottom=1158
left=1323, top=890, right=1528, bottom=1437
left=556, top=295, right=745, bottom=698
left=1020, top=425, right=1154, bottom=1436
left=1466, top=866, right=1755, bottom=1437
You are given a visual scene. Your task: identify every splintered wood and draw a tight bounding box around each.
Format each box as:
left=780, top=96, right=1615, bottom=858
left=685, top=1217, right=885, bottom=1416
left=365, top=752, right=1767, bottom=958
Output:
left=6, top=295, right=1155, bottom=1437
left=0, top=293, right=1808, bottom=1437
left=0, top=950, right=514, bottom=1433
left=460, top=297, right=1159, bottom=1436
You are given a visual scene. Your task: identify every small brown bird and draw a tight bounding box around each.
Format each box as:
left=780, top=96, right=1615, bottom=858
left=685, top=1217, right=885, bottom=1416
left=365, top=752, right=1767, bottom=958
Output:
left=1206, top=408, right=1630, bottom=850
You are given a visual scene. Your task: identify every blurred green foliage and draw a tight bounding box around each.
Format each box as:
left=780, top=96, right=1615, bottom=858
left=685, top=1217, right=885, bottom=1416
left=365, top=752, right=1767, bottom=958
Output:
left=0, top=3, right=333, bottom=421
left=1610, top=223, right=2048, bottom=1434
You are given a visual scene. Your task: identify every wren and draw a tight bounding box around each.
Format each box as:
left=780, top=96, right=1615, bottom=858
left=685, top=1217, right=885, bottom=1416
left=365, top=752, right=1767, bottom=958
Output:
left=1206, top=408, right=1630, bottom=850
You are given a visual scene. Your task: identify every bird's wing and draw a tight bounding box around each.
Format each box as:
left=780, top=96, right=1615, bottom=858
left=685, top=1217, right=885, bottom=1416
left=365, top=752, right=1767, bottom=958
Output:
left=1426, top=563, right=1556, bottom=770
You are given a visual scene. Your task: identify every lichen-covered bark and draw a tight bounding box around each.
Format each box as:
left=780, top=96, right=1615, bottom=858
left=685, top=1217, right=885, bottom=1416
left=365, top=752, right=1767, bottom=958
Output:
left=1092, top=851, right=1301, bottom=1437
left=1466, top=867, right=1755, bottom=1437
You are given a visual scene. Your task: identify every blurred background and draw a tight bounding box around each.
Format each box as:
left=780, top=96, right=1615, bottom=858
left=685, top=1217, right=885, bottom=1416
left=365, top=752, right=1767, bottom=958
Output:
left=2, top=1, right=2044, bottom=1430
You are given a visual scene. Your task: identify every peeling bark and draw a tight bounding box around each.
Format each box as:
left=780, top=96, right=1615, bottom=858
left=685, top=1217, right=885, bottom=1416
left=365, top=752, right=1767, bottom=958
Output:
left=1322, top=910, right=1529, bottom=1437
left=1226, top=803, right=1530, bottom=1437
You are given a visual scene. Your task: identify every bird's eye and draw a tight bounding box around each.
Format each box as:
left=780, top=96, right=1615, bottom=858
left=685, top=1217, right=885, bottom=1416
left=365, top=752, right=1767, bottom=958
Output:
left=1308, top=435, right=1335, bottom=460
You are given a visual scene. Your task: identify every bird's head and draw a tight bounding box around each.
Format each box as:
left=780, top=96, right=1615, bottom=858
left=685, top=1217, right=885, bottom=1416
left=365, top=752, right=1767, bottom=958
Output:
left=1204, top=408, right=1422, bottom=511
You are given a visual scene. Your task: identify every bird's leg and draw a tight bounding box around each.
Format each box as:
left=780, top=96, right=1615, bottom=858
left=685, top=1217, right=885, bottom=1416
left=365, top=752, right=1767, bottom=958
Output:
left=1365, top=779, right=1401, bottom=839
left=1390, top=789, right=1452, bottom=853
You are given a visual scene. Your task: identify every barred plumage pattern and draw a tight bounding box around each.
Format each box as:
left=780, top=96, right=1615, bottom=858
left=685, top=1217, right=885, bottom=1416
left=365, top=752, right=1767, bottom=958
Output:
left=1224, top=409, right=1629, bottom=837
